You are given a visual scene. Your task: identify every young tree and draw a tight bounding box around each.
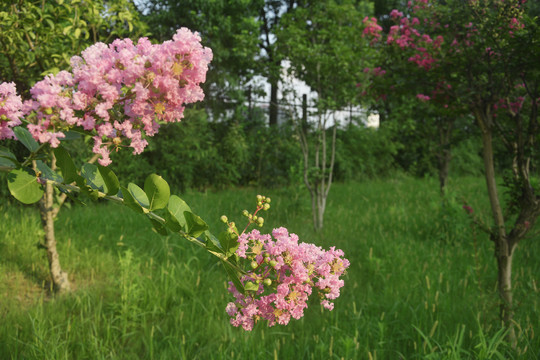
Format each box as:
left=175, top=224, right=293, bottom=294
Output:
left=363, top=0, right=540, bottom=346
left=0, top=0, right=147, bottom=292
left=278, top=0, right=373, bottom=231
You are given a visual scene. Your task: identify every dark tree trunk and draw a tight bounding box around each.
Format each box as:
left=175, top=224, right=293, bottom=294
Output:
left=269, top=80, right=278, bottom=126
left=475, top=107, right=517, bottom=347
left=437, top=118, right=453, bottom=195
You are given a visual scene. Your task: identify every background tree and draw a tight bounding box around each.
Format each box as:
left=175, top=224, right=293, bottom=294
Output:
left=363, top=0, right=540, bottom=346
left=277, top=0, right=373, bottom=231
left=360, top=11, right=473, bottom=194
left=0, top=0, right=147, bottom=293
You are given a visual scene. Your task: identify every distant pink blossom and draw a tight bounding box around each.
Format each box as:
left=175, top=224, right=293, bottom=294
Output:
left=390, top=9, right=404, bottom=19
left=362, top=17, right=383, bottom=42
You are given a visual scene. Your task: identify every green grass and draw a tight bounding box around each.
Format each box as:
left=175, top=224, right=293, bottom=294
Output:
left=0, top=176, right=539, bottom=359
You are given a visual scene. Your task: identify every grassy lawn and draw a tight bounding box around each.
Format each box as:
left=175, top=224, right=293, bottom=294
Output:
left=0, top=176, right=538, bottom=359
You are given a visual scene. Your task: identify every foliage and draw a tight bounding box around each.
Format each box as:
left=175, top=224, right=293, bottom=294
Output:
left=110, top=110, right=303, bottom=192
left=362, top=0, right=540, bottom=345
left=0, top=0, right=148, bottom=94
left=278, top=0, right=373, bottom=110
left=333, top=123, right=399, bottom=181
left=138, top=0, right=262, bottom=116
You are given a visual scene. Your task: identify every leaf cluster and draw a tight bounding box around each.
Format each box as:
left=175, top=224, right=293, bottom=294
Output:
left=0, top=0, right=148, bottom=95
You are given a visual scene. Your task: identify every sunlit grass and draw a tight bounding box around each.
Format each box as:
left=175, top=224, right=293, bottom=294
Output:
left=0, top=176, right=538, bottom=359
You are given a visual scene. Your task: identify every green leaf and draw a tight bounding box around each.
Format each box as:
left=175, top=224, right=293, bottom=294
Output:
left=13, top=127, right=39, bottom=152
left=184, top=211, right=209, bottom=238
left=149, top=218, right=168, bottom=236
left=62, top=25, right=72, bottom=36
left=35, top=160, right=63, bottom=182
left=0, top=146, right=18, bottom=167
left=60, top=131, right=81, bottom=141
left=144, top=174, right=170, bottom=211
left=218, top=230, right=239, bottom=257
left=81, top=163, right=105, bottom=191
left=204, top=231, right=225, bottom=254
left=164, top=212, right=181, bottom=232
left=120, top=186, right=144, bottom=214
left=221, top=260, right=245, bottom=295
left=53, top=146, right=78, bottom=183
left=7, top=168, right=43, bottom=204
left=166, top=195, right=191, bottom=231
left=98, top=165, right=119, bottom=196
left=244, top=281, right=259, bottom=292
left=128, top=183, right=149, bottom=208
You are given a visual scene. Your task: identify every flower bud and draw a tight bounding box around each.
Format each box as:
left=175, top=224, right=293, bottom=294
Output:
left=263, top=278, right=272, bottom=286
left=251, top=261, right=258, bottom=269
left=220, top=215, right=228, bottom=223
left=242, top=210, right=249, bottom=217
left=269, top=260, right=277, bottom=268
left=265, top=197, right=271, bottom=204
left=263, top=203, right=270, bottom=211
left=256, top=194, right=263, bottom=202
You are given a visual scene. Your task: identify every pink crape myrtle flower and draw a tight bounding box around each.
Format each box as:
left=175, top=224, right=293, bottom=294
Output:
left=226, top=227, right=350, bottom=331
left=0, top=82, right=23, bottom=140
left=1, top=28, right=212, bottom=166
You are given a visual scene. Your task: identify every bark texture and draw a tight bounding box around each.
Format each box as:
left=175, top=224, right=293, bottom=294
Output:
left=38, top=181, right=71, bottom=293
left=476, top=107, right=516, bottom=347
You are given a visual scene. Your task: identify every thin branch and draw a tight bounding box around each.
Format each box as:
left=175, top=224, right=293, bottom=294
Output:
left=44, top=179, right=243, bottom=273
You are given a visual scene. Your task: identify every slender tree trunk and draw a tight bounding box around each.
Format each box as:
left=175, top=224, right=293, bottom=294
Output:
left=437, top=118, right=453, bottom=195
left=497, top=245, right=516, bottom=344
left=476, top=108, right=517, bottom=347
left=269, top=80, right=278, bottom=126
left=38, top=181, right=71, bottom=293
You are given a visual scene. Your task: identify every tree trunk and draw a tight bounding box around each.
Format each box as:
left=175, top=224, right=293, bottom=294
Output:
left=437, top=118, right=453, bottom=195
left=476, top=108, right=517, bottom=347
left=496, top=245, right=516, bottom=347
left=38, top=181, right=71, bottom=293
left=269, top=80, right=278, bottom=126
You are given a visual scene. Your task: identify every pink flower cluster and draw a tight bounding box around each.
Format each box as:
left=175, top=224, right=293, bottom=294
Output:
left=0, top=28, right=212, bottom=165
left=362, top=17, right=383, bottom=43
left=226, top=227, right=349, bottom=331
left=0, top=82, right=23, bottom=140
